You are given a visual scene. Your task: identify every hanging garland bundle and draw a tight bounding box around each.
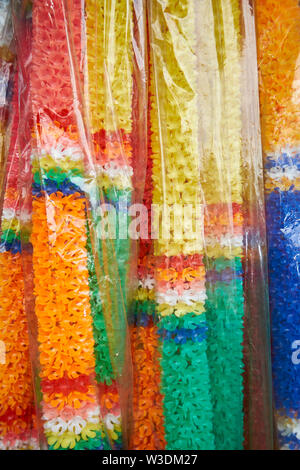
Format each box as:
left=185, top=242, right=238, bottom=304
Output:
left=149, top=0, right=215, bottom=450
left=256, top=0, right=300, bottom=450
left=138, top=0, right=253, bottom=450
left=198, top=0, right=245, bottom=450
left=0, top=72, right=37, bottom=450
left=23, top=0, right=111, bottom=450
left=130, top=50, right=166, bottom=449
left=85, top=0, right=143, bottom=448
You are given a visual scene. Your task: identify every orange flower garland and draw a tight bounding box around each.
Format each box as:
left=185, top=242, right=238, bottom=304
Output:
left=20, top=0, right=109, bottom=449
left=0, top=69, right=37, bottom=449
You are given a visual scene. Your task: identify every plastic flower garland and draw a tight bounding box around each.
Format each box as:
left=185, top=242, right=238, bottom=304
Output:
left=130, top=54, right=166, bottom=449
left=0, top=74, right=37, bottom=450
left=85, top=0, right=136, bottom=448
left=256, top=0, right=300, bottom=450
left=198, top=0, right=245, bottom=449
left=26, top=0, right=110, bottom=450
left=148, top=0, right=215, bottom=450
left=132, top=0, right=247, bottom=450
left=86, top=0, right=133, bottom=298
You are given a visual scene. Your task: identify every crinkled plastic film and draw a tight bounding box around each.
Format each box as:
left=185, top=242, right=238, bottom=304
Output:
left=74, top=0, right=148, bottom=448
left=0, top=0, right=14, bottom=178
left=130, top=0, right=273, bottom=450
left=0, top=0, right=37, bottom=451
left=3, top=0, right=277, bottom=452
left=12, top=0, right=145, bottom=450
left=0, top=75, right=38, bottom=451
left=255, top=0, right=300, bottom=450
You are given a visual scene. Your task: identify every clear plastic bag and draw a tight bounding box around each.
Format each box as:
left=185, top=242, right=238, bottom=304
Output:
left=12, top=0, right=147, bottom=450
left=130, top=0, right=273, bottom=450
left=0, top=64, right=38, bottom=449
left=0, top=0, right=14, bottom=176
left=255, top=0, right=300, bottom=450
left=3, top=0, right=276, bottom=451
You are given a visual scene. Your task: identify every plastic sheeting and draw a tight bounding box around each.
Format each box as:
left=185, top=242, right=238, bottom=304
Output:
left=0, top=0, right=276, bottom=451
left=130, top=0, right=273, bottom=450
left=0, top=1, right=37, bottom=448
left=12, top=0, right=147, bottom=450
left=256, top=0, right=300, bottom=450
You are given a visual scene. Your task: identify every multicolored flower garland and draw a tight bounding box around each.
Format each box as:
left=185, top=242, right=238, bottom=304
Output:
left=130, top=51, right=166, bottom=449
left=132, top=0, right=258, bottom=450
left=256, top=0, right=300, bottom=450
left=198, top=0, right=245, bottom=449
left=0, top=0, right=275, bottom=452
left=85, top=0, right=138, bottom=448
left=85, top=0, right=133, bottom=298
left=24, top=0, right=110, bottom=450
left=0, top=71, right=37, bottom=450
left=149, top=0, right=215, bottom=450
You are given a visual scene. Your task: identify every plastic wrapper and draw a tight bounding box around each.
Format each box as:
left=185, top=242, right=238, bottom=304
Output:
left=83, top=0, right=148, bottom=448
left=255, top=0, right=300, bottom=450
left=130, top=0, right=273, bottom=450
left=12, top=0, right=147, bottom=450
left=0, top=62, right=38, bottom=449
left=0, top=0, right=14, bottom=177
